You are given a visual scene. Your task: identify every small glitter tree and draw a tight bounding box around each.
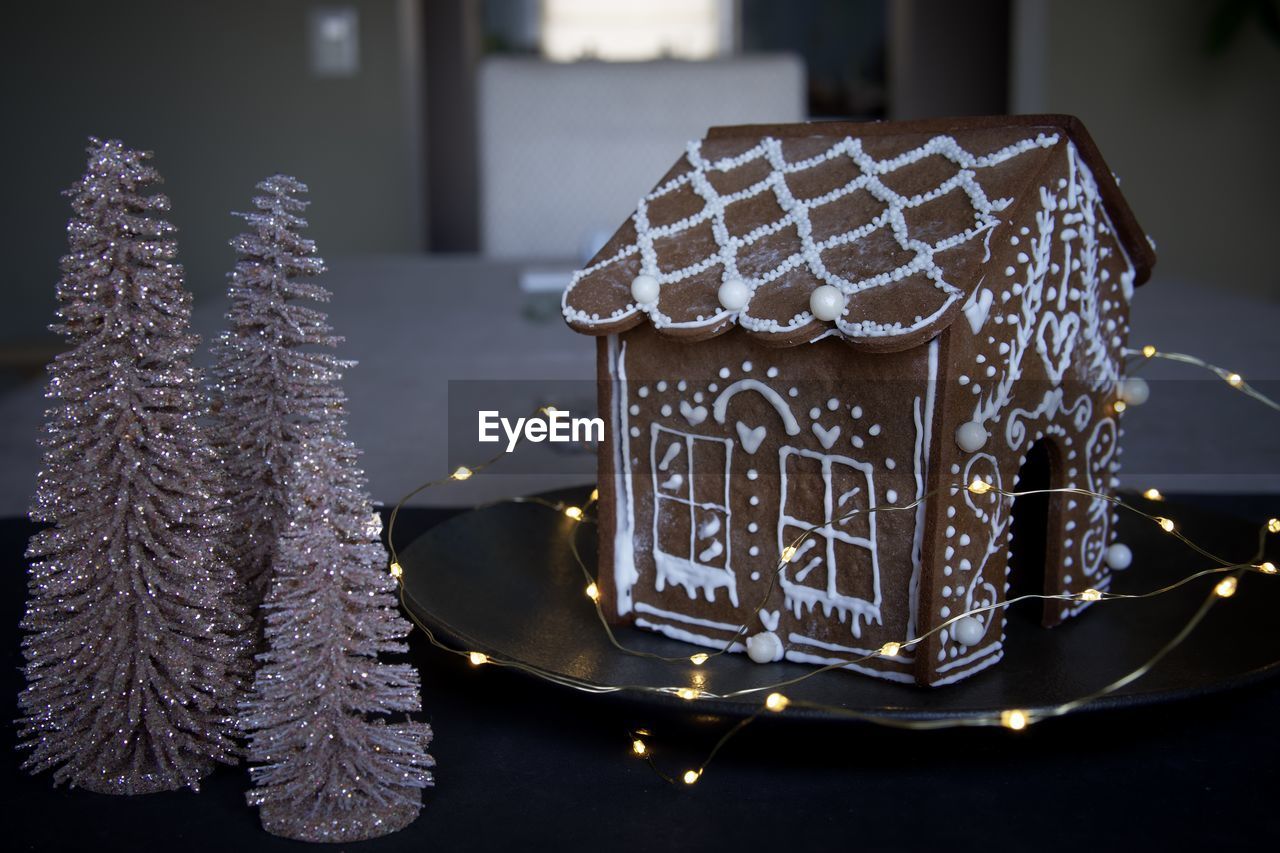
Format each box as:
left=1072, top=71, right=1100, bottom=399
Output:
left=210, top=175, right=341, bottom=608
left=243, top=430, right=435, bottom=842
left=18, top=139, right=250, bottom=794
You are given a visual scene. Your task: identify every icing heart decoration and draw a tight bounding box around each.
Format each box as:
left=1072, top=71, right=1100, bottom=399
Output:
left=963, top=287, right=993, bottom=334
left=812, top=422, right=840, bottom=450
left=680, top=400, right=708, bottom=426
left=759, top=609, right=780, bottom=632
left=1036, top=312, right=1080, bottom=386
left=736, top=421, right=767, bottom=454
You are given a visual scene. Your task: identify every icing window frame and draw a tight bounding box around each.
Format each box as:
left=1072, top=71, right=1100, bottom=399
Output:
left=649, top=424, right=737, bottom=606
left=777, top=446, right=882, bottom=625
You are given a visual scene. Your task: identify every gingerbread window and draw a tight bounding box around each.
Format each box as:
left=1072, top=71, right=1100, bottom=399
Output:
left=649, top=425, right=737, bottom=606
left=778, top=447, right=881, bottom=631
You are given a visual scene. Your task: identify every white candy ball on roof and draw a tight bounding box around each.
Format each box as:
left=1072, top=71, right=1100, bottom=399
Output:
left=1106, top=543, right=1133, bottom=570
left=955, top=420, right=988, bottom=452
left=746, top=630, right=784, bottom=663
left=1118, top=376, right=1150, bottom=406
left=809, top=284, right=846, bottom=321
left=718, top=278, right=750, bottom=311
left=953, top=616, right=985, bottom=646
left=630, top=274, right=660, bottom=305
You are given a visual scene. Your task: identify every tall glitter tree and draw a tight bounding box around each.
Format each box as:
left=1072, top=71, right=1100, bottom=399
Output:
left=243, top=429, right=435, bottom=842
left=209, top=175, right=340, bottom=608
left=18, top=138, right=250, bottom=794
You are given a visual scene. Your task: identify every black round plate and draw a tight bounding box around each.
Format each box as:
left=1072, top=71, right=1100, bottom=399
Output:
left=399, top=487, right=1280, bottom=722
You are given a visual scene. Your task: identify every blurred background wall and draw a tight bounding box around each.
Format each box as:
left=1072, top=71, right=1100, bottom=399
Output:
left=1011, top=0, right=1280, bottom=302
left=3, top=0, right=1278, bottom=359
left=1, top=0, right=424, bottom=358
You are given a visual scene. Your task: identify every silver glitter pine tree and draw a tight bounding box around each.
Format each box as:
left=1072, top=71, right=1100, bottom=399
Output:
left=18, top=138, right=251, bottom=794
left=243, top=430, right=435, bottom=842
left=210, top=176, right=340, bottom=607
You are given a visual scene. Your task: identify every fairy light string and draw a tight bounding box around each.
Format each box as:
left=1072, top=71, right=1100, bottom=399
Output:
left=385, top=360, right=1279, bottom=787
left=1123, top=345, right=1280, bottom=413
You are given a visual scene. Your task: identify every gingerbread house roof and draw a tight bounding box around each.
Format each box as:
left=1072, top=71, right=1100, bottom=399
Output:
left=563, top=114, right=1154, bottom=353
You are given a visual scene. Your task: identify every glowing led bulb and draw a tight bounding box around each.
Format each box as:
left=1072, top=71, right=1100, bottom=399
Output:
left=585, top=582, right=600, bottom=602
left=589, top=488, right=599, bottom=503
left=542, top=405, right=558, bottom=416
left=1001, top=709, right=1028, bottom=730
left=564, top=506, right=584, bottom=521
left=631, top=739, right=647, bottom=756
left=780, top=545, right=798, bottom=563
left=1143, top=488, right=1164, bottom=501
left=765, top=692, right=790, bottom=712
left=1258, top=562, right=1277, bottom=575
left=1141, top=344, right=1157, bottom=358
left=468, top=651, right=489, bottom=666
left=967, top=477, right=992, bottom=495
left=388, top=561, right=403, bottom=579
left=1268, top=518, right=1280, bottom=534
left=1215, top=577, right=1238, bottom=598
left=683, top=769, right=701, bottom=785
left=1156, top=517, right=1175, bottom=533
left=1113, top=400, right=1127, bottom=413
left=880, top=642, right=902, bottom=657
left=676, top=687, right=699, bottom=701
left=1226, top=373, right=1243, bottom=388
left=451, top=466, right=474, bottom=481
left=1080, top=588, right=1103, bottom=602
left=689, top=653, right=709, bottom=666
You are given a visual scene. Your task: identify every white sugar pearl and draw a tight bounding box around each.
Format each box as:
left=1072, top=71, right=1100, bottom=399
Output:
left=953, top=616, right=984, bottom=646
left=955, top=420, right=988, bottom=452
left=809, top=284, right=846, bottom=321
left=746, top=631, right=784, bottom=663
left=717, top=278, right=750, bottom=311
left=1118, top=376, right=1150, bottom=406
left=630, top=274, right=660, bottom=305
left=1105, top=543, right=1133, bottom=570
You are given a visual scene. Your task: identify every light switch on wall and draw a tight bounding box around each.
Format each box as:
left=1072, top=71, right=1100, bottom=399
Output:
left=309, top=7, right=360, bottom=77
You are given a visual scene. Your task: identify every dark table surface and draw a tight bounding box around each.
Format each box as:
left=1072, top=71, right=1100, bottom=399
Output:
left=4, top=495, right=1279, bottom=852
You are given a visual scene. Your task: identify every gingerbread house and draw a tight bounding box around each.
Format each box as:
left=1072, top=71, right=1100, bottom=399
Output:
left=562, top=115, right=1154, bottom=686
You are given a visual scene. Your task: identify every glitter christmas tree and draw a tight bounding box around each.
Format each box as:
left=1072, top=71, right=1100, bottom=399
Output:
left=18, top=138, right=250, bottom=794
left=210, top=175, right=342, bottom=608
left=243, top=429, right=435, bottom=842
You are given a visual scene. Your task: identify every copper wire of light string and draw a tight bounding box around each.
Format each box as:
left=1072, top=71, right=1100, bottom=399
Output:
left=569, top=484, right=1271, bottom=699
left=1123, top=345, right=1280, bottom=413
left=385, top=372, right=1279, bottom=785
left=564, top=482, right=1257, bottom=669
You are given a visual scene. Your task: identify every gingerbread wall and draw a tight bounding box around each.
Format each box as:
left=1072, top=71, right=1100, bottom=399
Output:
left=598, top=325, right=935, bottom=683
left=912, top=139, right=1137, bottom=685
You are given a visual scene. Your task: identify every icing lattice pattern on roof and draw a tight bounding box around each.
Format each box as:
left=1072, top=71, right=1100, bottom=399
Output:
left=564, top=130, right=1062, bottom=350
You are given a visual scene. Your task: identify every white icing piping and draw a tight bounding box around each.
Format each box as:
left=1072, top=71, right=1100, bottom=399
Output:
left=929, top=647, right=1004, bottom=686
left=635, top=601, right=742, bottom=633
left=776, top=446, right=882, bottom=636
left=907, top=337, right=939, bottom=643
left=635, top=618, right=747, bottom=654
left=712, top=378, right=802, bottom=435
left=563, top=131, right=1061, bottom=342
left=609, top=336, right=638, bottom=615
left=783, top=649, right=916, bottom=683
left=787, top=631, right=885, bottom=660
left=649, top=423, right=739, bottom=606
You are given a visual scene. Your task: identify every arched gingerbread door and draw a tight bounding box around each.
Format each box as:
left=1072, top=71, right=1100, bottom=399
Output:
left=1007, top=435, right=1069, bottom=627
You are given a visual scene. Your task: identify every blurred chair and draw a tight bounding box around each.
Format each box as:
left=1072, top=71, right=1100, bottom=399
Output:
left=478, top=56, right=805, bottom=262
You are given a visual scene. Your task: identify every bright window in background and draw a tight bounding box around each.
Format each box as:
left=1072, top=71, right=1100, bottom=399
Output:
left=540, top=0, right=732, bottom=61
